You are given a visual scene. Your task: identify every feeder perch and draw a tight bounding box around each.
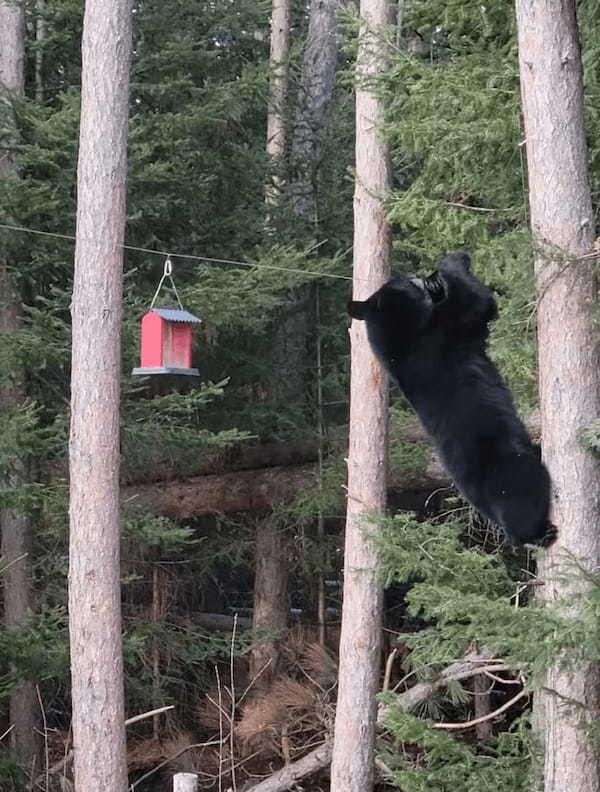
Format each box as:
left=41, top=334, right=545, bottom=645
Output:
left=132, top=307, right=202, bottom=377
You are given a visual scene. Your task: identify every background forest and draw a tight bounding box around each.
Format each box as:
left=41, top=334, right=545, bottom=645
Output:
left=1, top=0, right=600, bottom=790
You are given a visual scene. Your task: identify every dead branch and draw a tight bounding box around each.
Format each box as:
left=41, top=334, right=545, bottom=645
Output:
left=443, top=201, right=505, bottom=213
left=433, top=688, right=529, bottom=731
left=482, top=669, right=521, bottom=685
left=382, top=648, right=398, bottom=693
left=242, top=740, right=333, bottom=792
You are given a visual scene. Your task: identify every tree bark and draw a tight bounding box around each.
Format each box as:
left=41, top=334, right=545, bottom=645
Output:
left=330, top=1, right=393, bottom=789
left=472, top=673, right=493, bottom=742
left=68, top=0, right=132, bottom=790
left=287, top=0, right=340, bottom=221
left=516, top=3, right=600, bottom=791
left=0, top=2, right=25, bottom=98
left=265, top=0, right=292, bottom=204
left=249, top=517, right=289, bottom=684
left=34, top=0, right=46, bottom=103
left=259, top=0, right=293, bottom=684
left=0, top=1, right=43, bottom=779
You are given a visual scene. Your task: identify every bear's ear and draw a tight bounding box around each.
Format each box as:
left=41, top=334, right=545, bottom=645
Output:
left=348, top=300, right=368, bottom=320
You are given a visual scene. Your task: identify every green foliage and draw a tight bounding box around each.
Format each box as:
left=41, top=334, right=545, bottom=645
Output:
left=389, top=408, right=429, bottom=478
left=0, top=607, right=68, bottom=695
left=379, top=710, right=534, bottom=792
left=376, top=512, right=600, bottom=679
left=123, top=515, right=198, bottom=551
left=0, top=400, right=65, bottom=469
left=2, top=0, right=598, bottom=782
left=121, top=381, right=252, bottom=479
left=374, top=511, right=600, bottom=790
left=380, top=3, right=545, bottom=413
left=123, top=618, right=256, bottom=713
left=290, top=455, right=346, bottom=524
left=580, top=418, right=600, bottom=456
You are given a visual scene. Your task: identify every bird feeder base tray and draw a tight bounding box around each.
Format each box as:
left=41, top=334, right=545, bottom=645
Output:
left=132, top=366, right=200, bottom=377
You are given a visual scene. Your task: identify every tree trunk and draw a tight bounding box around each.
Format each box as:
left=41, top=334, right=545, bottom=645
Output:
left=258, top=0, right=294, bottom=686
left=330, top=0, right=393, bottom=789
left=0, top=2, right=25, bottom=98
left=35, top=0, right=46, bottom=103
left=249, top=517, right=289, bottom=685
left=516, top=3, right=600, bottom=791
left=0, top=2, right=43, bottom=779
left=265, top=0, right=292, bottom=204
left=472, top=674, right=493, bottom=742
left=287, top=0, right=340, bottom=222
left=68, top=0, right=132, bottom=789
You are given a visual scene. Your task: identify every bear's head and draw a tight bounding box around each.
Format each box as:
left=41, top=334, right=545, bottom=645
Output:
left=347, top=274, right=441, bottom=361
left=348, top=252, right=484, bottom=332
left=348, top=268, right=447, bottom=330
left=348, top=275, right=426, bottom=318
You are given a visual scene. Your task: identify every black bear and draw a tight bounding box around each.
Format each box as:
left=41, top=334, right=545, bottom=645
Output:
left=348, top=251, right=556, bottom=547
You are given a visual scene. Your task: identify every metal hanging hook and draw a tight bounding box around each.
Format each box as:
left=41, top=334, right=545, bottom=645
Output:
left=150, top=255, right=183, bottom=310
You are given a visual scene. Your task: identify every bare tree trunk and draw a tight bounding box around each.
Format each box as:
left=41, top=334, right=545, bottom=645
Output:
left=249, top=517, right=289, bottom=685
left=265, top=0, right=292, bottom=204
left=516, top=3, right=600, bottom=791
left=0, top=2, right=25, bottom=98
left=258, top=0, right=294, bottom=683
left=330, top=1, right=393, bottom=789
left=68, top=0, right=132, bottom=789
left=151, top=560, right=165, bottom=739
left=287, top=0, right=340, bottom=222
left=0, top=2, right=43, bottom=779
left=472, top=674, right=493, bottom=742
left=34, top=0, right=46, bottom=103
left=315, top=288, right=326, bottom=647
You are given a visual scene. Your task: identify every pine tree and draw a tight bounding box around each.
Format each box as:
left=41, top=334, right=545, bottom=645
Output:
left=68, top=0, right=132, bottom=787
left=517, top=2, right=600, bottom=789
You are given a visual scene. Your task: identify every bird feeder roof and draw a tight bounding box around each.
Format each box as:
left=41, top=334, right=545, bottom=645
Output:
left=149, top=307, right=202, bottom=323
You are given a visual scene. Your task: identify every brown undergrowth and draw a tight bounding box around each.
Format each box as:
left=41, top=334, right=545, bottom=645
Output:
left=197, top=630, right=337, bottom=781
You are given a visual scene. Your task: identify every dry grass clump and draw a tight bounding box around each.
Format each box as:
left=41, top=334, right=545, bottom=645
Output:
left=235, top=634, right=336, bottom=761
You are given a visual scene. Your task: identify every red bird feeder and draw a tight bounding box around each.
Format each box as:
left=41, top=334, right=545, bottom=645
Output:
left=132, top=307, right=202, bottom=376
left=132, top=257, right=202, bottom=377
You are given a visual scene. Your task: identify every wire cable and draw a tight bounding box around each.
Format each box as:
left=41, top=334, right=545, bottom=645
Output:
left=0, top=221, right=354, bottom=282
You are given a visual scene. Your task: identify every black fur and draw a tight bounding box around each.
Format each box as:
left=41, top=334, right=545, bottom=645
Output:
left=348, top=252, right=556, bottom=547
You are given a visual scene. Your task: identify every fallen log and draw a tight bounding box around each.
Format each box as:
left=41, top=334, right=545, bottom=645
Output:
left=122, top=416, right=540, bottom=518
left=122, top=454, right=449, bottom=518
left=123, top=463, right=319, bottom=517
left=194, top=613, right=253, bottom=630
